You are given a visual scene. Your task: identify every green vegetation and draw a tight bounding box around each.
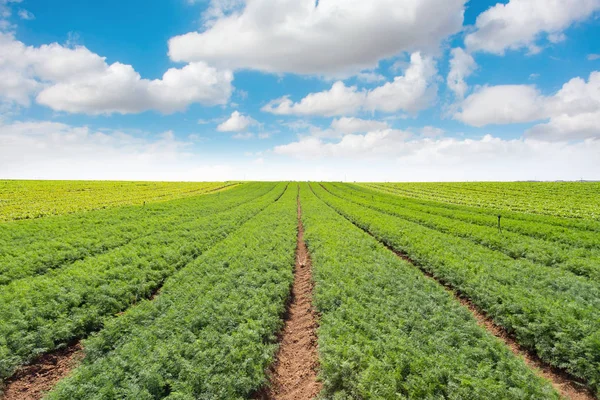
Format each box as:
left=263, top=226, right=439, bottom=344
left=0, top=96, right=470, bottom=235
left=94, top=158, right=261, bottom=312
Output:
left=0, top=183, right=267, bottom=285
left=0, top=182, right=285, bottom=380
left=0, top=180, right=237, bottom=222
left=47, top=184, right=298, bottom=399
left=362, top=181, right=600, bottom=220
left=312, top=183, right=600, bottom=395
left=325, top=183, right=600, bottom=281
left=301, top=183, right=558, bottom=399
left=1, top=180, right=598, bottom=398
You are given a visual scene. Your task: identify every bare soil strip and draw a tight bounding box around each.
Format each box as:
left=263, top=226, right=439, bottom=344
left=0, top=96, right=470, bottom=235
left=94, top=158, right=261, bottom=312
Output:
left=259, top=194, right=321, bottom=400
left=1, top=343, right=84, bottom=400
left=381, top=241, right=596, bottom=400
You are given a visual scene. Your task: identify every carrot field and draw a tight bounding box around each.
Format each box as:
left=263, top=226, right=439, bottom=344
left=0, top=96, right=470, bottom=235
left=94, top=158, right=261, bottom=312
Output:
left=0, top=181, right=599, bottom=400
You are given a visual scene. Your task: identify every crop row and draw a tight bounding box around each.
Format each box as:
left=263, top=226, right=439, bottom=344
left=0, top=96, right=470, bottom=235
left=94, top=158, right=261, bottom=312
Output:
left=362, top=182, right=600, bottom=233
left=311, top=183, right=600, bottom=396
left=46, top=184, right=298, bottom=399
left=0, top=182, right=270, bottom=286
left=0, top=182, right=287, bottom=380
left=300, top=184, right=557, bottom=398
left=347, top=183, right=600, bottom=249
left=0, top=180, right=237, bottom=221
left=324, top=183, right=600, bottom=281
left=361, top=181, right=600, bottom=220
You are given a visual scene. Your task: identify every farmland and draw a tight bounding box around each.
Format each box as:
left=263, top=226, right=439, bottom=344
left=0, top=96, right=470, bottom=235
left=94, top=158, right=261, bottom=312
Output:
left=0, top=180, right=237, bottom=222
left=0, top=181, right=599, bottom=399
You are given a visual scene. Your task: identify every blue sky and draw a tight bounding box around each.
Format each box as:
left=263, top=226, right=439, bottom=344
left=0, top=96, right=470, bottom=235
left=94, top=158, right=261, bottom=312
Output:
left=0, top=0, right=599, bottom=181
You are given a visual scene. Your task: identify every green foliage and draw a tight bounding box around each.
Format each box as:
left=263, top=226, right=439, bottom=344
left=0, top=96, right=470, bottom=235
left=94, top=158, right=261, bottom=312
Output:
left=0, top=180, right=237, bottom=222
left=0, top=183, right=286, bottom=380
left=300, top=183, right=558, bottom=399
left=47, top=184, right=298, bottom=399
left=0, top=183, right=268, bottom=285
left=312, top=183, right=600, bottom=396
left=361, top=181, right=600, bottom=220
left=325, top=183, right=600, bottom=281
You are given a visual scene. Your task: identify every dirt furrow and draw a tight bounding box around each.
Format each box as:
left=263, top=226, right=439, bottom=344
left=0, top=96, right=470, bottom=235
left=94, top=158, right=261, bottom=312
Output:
left=1, top=343, right=84, bottom=400
left=259, top=193, right=321, bottom=400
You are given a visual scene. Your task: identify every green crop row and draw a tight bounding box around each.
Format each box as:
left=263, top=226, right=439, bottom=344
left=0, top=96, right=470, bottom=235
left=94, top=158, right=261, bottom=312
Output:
left=0, top=183, right=270, bottom=286
left=349, top=183, right=600, bottom=249
left=361, top=181, right=600, bottom=220
left=362, top=182, right=600, bottom=233
left=0, top=183, right=287, bottom=380
left=46, top=184, right=298, bottom=400
left=311, top=183, right=600, bottom=396
left=300, top=184, right=557, bottom=399
left=0, top=180, right=237, bottom=222
left=324, top=183, right=600, bottom=281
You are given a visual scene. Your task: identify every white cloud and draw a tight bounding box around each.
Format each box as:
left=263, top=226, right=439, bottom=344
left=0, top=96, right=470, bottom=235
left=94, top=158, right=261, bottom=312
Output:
left=527, top=111, right=600, bottom=141
left=455, top=71, right=600, bottom=141
left=2, top=118, right=599, bottom=182
left=272, top=131, right=600, bottom=181
left=262, top=53, right=437, bottom=116
left=365, top=53, right=438, bottom=113
left=168, top=0, right=466, bottom=77
left=455, top=85, right=546, bottom=127
left=356, top=72, right=386, bottom=83
left=447, top=48, right=476, bottom=98
left=37, top=62, right=233, bottom=115
left=420, top=126, right=445, bottom=137
left=263, top=82, right=365, bottom=117
left=275, top=129, right=413, bottom=158
left=0, top=32, right=233, bottom=114
left=0, top=120, right=237, bottom=180
left=588, top=54, right=600, bottom=61
left=465, top=0, right=600, bottom=55
left=232, top=132, right=254, bottom=139
left=17, top=9, right=33, bottom=20
left=330, top=117, right=390, bottom=134
left=216, top=111, right=258, bottom=132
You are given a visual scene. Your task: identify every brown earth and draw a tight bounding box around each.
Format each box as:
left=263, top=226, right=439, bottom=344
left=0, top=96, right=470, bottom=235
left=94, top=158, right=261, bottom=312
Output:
left=258, top=194, right=321, bottom=400
left=1, top=343, right=84, bottom=400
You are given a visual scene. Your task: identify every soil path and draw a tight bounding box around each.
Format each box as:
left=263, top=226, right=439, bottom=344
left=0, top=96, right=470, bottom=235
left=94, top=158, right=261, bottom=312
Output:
left=260, top=192, right=321, bottom=400
left=1, top=343, right=84, bottom=400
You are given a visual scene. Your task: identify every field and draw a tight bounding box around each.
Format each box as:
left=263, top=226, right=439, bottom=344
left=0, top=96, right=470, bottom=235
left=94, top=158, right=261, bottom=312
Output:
left=0, top=181, right=599, bottom=400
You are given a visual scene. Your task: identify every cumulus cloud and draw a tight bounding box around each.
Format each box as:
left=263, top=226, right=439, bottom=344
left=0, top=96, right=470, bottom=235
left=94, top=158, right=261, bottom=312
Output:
left=217, top=111, right=258, bottom=132
left=420, top=126, right=445, bottom=137
left=447, top=48, right=476, bottom=98
left=455, top=85, right=546, bottom=126
left=465, top=0, right=600, bottom=55
left=0, top=32, right=233, bottom=114
left=275, top=129, right=413, bottom=158
left=169, top=0, right=466, bottom=77
left=272, top=131, right=600, bottom=180
left=0, top=120, right=238, bottom=180
left=330, top=117, right=390, bottom=134
left=17, top=9, right=33, bottom=20
left=262, top=53, right=438, bottom=116
left=454, top=71, right=600, bottom=141
left=356, top=72, right=386, bottom=83
left=263, top=82, right=365, bottom=117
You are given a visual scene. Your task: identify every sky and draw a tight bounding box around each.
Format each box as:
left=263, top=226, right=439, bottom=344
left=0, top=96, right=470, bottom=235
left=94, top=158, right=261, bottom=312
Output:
left=0, top=0, right=599, bottom=181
